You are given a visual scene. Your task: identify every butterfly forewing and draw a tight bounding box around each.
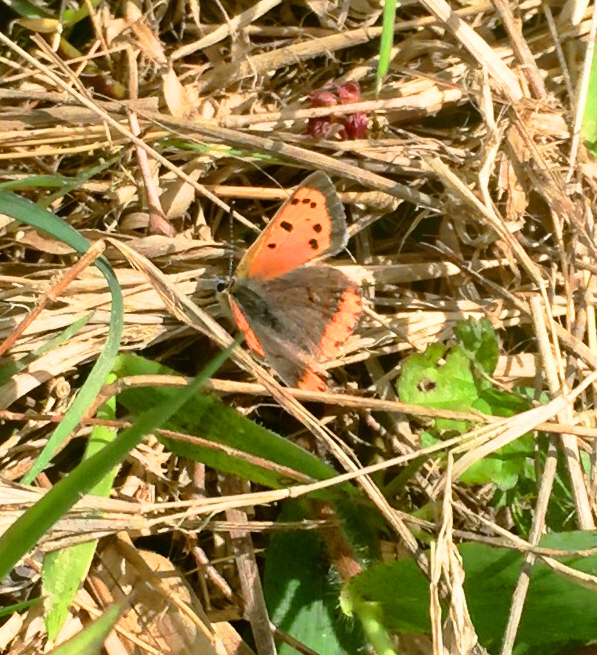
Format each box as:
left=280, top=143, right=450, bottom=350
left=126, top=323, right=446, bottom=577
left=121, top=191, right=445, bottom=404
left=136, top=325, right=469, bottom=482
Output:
left=235, top=172, right=348, bottom=281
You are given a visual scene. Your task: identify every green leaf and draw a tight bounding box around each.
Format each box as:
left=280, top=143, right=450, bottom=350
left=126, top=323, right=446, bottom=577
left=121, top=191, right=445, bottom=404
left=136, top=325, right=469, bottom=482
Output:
left=397, top=343, right=476, bottom=430
left=458, top=441, right=526, bottom=487
left=454, top=317, right=499, bottom=377
left=114, top=354, right=358, bottom=498
left=344, top=531, right=597, bottom=655
left=463, top=532, right=597, bottom=654
left=397, top=323, right=533, bottom=488
left=43, top=378, right=120, bottom=640
left=343, top=555, right=431, bottom=635
left=476, top=387, right=531, bottom=417
left=264, top=500, right=367, bottom=655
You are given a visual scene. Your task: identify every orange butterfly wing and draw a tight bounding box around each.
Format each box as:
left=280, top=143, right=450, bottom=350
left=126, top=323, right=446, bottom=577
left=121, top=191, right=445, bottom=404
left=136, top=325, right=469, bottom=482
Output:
left=235, top=172, right=348, bottom=281
left=229, top=299, right=265, bottom=358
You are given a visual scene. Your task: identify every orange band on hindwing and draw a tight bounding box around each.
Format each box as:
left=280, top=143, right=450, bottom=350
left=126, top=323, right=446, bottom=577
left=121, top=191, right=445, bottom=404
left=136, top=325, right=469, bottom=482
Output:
left=297, top=367, right=327, bottom=392
left=317, top=286, right=362, bottom=359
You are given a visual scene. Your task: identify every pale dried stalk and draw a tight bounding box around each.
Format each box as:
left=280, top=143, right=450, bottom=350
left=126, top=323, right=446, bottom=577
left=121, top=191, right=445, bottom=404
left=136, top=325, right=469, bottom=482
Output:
left=220, top=87, right=464, bottom=129
left=492, top=0, right=546, bottom=99
left=417, top=0, right=523, bottom=101
left=226, top=477, right=277, bottom=655
left=531, top=298, right=594, bottom=528
left=498, top=296, right=591, bottom=655
left=0, top=32, right=257, bottom=230
left=431, top=455, right=480, bottom=655
left=171, top=0, right=282, bottom=60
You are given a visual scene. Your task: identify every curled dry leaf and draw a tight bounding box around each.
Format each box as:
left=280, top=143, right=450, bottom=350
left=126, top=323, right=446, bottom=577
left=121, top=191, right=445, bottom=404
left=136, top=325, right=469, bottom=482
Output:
left=159, top=163, right=206, bottom=219
left=124, top=0, right=167, bottom=66
left=303, top=0, right=383, bottom=28
left=95, top=543, right=224, bottom=655
left=13, top=228, right=76, bottom=256
left=163, top=67, right=198, bottom=119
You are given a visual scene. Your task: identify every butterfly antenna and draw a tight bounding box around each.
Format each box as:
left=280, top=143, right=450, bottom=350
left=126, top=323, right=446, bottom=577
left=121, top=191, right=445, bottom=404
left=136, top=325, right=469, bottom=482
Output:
left=227, top=199, right=235, bottom=281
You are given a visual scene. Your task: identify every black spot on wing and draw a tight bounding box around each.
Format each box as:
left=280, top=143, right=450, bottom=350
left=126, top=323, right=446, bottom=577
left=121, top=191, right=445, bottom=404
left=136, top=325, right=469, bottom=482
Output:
left=313, top=223, right=322, bottom=233
left=281, top=221, right=293, bottom=232
left=309, top=239, right=318, bottom=250
left=268, top=243, right=276, bottom=249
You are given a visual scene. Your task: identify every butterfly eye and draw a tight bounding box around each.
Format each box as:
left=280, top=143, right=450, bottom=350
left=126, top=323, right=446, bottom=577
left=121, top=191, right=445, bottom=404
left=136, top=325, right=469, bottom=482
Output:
left=215, top=275, right=230, bottom=293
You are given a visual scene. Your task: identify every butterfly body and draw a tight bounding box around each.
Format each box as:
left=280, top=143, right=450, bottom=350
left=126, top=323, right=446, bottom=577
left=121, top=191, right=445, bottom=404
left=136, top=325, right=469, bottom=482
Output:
left=229, top=172, right=362, bottom=391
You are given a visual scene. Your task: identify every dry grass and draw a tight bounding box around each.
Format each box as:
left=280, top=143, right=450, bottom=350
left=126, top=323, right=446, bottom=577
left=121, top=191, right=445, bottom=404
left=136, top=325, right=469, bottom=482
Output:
left=1, top=0, right=596, bottom=653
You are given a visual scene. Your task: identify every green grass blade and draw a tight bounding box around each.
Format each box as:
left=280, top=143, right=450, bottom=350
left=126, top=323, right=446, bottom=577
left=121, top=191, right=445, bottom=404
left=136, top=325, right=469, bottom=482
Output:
left=0, top=597, right=41, bottom=618
left=1, top=0, right=49, bottom=17
left=43, top=378, right=119, bottom=641
left=46, top=599, right=128, bottom=655
left=0, top=192, right=124, bottom=485
left=376, top=0, right=398, bottom=94
left=0, top=157, right=119, bottom=206
left=583, top=41, right=597, bottom=146
left=60, top=0, right=102, bottom=27
left=0, top=175, right=90, bottom=192
left=114, top=353, right=359, bottom=497
left=0, top=313, right=93, bottom=387
left=0, top=344, right=233, bottom=583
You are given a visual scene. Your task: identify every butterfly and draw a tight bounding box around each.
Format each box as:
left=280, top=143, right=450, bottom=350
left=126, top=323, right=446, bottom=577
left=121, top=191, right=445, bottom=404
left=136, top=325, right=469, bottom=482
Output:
left=228, top=172, right=362, bottom=391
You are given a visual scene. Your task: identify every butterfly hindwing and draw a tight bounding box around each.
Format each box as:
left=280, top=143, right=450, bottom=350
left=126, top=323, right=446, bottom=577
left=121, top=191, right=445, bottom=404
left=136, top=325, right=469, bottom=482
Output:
left=230, top=267, right=362, bottom=390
